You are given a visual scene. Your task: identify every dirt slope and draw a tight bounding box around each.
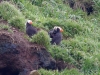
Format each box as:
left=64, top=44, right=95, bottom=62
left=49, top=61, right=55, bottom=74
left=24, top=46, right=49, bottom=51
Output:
left=0, top=19, right=75, bottom=75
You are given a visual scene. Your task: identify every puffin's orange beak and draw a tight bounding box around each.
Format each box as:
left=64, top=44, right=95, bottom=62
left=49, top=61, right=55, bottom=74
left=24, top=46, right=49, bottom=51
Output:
left=60, top=28, right=63, bottom=32
left=59, top=27, right=63, bottom=32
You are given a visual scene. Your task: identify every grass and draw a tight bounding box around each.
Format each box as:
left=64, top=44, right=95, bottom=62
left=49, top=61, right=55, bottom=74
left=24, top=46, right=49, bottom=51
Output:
left=8, top=16, right=25, bottom=31
left=0, top=23, right=13, bottom=33
left=30, top=30, right=51, bottom=49
left=0, top=1, right=23, bottom=20
left=0, top=24, right=10, bottom=30
left=0, top=1, right=25, bottom=31
left=39, top=68, right=83, bottom=75
left=0, top=0, right=100, bottom=74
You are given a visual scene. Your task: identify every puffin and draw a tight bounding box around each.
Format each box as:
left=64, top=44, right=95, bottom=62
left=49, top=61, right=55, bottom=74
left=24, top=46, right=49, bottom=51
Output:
left=26, top=20, right=37, bottom=38
left=49, top=26, right=63, bottom=45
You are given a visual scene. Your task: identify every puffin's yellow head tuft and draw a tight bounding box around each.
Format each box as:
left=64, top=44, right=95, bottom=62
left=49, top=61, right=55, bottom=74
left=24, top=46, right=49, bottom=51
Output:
left=27, top=20, right=33, bottom=25
left=53, top=26, right=63, bottom=32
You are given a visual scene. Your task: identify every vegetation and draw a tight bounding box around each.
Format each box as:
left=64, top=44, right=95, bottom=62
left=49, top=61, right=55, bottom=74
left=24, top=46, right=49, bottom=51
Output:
left=39, top=68, right=83, bottom=75
left=0, top=1, right=25, bottom=31
left=0, top=23, right=13, bottom=33
left=0, top=0, right=100, bottom=74
left=0, top=23, right=10, bottom=30
left=8, top=16, right=25, bottom=31
left=31, top=30, right=51, bottom=49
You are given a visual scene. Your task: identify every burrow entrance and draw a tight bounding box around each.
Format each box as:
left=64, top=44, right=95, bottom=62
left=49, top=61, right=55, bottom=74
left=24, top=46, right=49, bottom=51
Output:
left=0, top=66, right=20, bottom=75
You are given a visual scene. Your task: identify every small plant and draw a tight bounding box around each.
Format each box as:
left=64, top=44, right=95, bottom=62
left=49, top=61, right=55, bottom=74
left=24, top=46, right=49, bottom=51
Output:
left=31, top=0, right=43, bottom=6
left=39, top=69, right=54, bottom=75
left=43, top=20, right=60, bottom=30
left=82, top=57, right=99, bottom=75
left=39, top=68, right=83, bottom=75
left=31, top=30, right=51, bottom=49
left=49, top=45, right=65, bottom=60
left=62, top=68, right=83, bottom=75
left=0, top=24, right=10, bottom=30
left=0, top=1, right=25, bottom=31
left=49, top=45, right=77, bottom=64
left=16, top=1, right=25, bottom=11
left=63, top=20, right=83, bottom=38
left=22, top=10, right=35, bottom=20
left=0, top=23, right=13, bottom=33
left=8, top=16, right=25, bottom=31
left=0, top=1, right=23, bottom=20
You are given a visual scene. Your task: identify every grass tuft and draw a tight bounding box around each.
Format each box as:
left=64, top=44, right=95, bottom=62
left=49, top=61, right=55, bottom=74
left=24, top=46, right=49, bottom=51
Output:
left=31, top=30, right=51, bottom=49
left=8, top=16, right=25, bottom=31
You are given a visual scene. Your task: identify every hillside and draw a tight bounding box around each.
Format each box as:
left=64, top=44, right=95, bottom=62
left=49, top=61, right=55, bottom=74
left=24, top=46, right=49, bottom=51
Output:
left=0, top=0, right=100, bottom=75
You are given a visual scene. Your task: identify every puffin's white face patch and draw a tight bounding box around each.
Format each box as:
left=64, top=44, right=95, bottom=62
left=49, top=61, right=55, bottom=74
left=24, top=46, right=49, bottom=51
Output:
left=53, top=26, right=63, bottom=32
left=27, top=20, right=32, bottom=23
left=27, top=20, right=33, bottom=25
left=53, top=26, right=61, bottom=30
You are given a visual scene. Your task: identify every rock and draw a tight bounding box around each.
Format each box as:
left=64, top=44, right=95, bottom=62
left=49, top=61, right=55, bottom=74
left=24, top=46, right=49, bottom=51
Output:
left=29, top=70, right=40, bottom=75
left=19, top=68, right=29, bottom=75
left=36, top=48, right=56, bottom=70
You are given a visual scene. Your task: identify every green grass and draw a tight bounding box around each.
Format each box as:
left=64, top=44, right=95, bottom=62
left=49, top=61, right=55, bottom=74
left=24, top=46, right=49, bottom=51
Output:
left=8, top=16, right=25, bottom=31
left=0, top=1, right=25, bottom=31
left=39, top=68, right=83, bottom=75
left=0, top=0, right=100, bottom=74
left=0, top=23, right=13, bottom=33
left=0, top=24, right=10, bottom=30
left=30, top=30, right=51, bottom=49
left=0, top=1, right=23, bottom=20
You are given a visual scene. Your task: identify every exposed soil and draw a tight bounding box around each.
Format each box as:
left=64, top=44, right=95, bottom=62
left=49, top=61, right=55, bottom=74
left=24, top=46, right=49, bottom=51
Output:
left=0, top=19, right=75, bottom=75
left=0, top=29, right=55, bottom=75
left=0, top=19, right=8, bottom=24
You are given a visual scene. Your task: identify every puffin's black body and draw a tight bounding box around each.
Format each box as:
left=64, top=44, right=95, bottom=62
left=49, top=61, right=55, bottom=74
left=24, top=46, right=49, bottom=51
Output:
left=49, top=28, right=62, bottom=45
left=48, top=29, right=54, bottom=38
left=26, top=22, right=37, bottom=38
